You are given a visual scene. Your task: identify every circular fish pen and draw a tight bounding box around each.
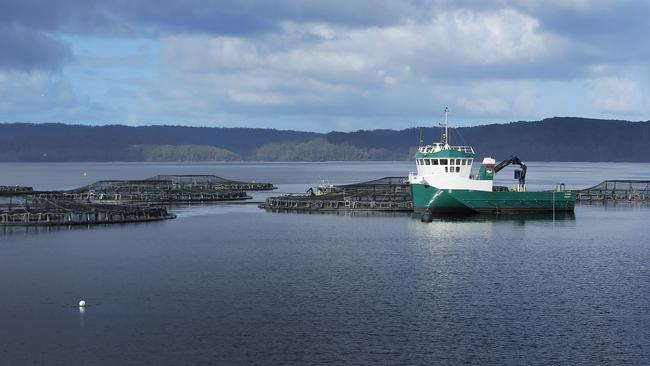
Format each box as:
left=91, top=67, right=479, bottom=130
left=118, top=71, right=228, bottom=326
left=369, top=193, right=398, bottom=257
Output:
left=575, top=180, right=650, bottom=201
left=0, top=196, right=175, bottom=226
left=260, top=177, right=413, bottom=212
left=64, top=175, right=275, bottom=203
left=146, top=175, right=275, bottom=191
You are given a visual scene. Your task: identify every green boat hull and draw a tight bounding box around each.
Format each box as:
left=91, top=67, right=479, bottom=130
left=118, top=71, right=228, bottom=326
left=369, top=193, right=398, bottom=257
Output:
left=411, top=183, right=576, bottom=214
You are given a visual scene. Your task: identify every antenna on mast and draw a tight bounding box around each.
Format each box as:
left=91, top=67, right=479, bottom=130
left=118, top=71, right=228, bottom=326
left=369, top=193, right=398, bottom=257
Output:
left=418, top=127, right=424, bottom=146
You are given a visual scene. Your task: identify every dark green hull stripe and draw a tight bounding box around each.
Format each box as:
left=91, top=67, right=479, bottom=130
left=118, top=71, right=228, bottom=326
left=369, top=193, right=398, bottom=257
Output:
left=411, top=183, right=576, bottom=214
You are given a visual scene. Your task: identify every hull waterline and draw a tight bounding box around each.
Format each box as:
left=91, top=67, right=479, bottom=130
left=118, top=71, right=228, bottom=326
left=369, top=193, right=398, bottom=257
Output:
left=411, top=183, right=576, bottom=214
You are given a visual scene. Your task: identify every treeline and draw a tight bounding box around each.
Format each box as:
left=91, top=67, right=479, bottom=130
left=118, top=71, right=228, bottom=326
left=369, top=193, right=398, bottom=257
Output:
left=126, top=140, right=402, bottom=161
left=254, top=138, right=401, bottom=161
left=127, top=145, right=242, bottom=161
left=0, top=117, right=649, bottom=162
left=0, top=123, right=318, bottom=161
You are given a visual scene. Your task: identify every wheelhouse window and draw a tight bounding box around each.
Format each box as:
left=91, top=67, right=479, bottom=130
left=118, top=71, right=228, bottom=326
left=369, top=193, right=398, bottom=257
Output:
left=456, top=167, right=460, bottom=173
left=440, top=159, right=448, bottom=165
left=424, top=159, right=430, bottom=165
left=445, top=167, right=448, bottom=172
left=432, top=159, right=439, bottom=165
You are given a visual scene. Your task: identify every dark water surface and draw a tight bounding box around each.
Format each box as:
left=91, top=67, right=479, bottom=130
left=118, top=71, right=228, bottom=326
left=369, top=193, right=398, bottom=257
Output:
left=1, top=162, right=649, bottom=365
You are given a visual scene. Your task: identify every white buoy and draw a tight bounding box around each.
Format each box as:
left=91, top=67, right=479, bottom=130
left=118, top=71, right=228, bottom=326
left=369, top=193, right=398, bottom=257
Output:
left=79, top=300, right=86, bottom=307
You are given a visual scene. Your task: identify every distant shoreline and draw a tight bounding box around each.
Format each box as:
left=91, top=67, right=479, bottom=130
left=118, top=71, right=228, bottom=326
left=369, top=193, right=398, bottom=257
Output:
left=2, top=117, right=649, bottom=162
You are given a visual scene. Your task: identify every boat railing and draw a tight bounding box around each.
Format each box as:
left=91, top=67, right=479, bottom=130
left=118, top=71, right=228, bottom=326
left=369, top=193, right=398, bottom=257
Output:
left=419, top=145, right=439, bottom=153
left=418, top=145, right=474, bottom=154
left=451, top=146, right=474, bottom=154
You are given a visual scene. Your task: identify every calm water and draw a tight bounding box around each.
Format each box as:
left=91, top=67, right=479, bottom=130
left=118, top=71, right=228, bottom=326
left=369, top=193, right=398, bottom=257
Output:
left=1, top=162, right=649, bottom=365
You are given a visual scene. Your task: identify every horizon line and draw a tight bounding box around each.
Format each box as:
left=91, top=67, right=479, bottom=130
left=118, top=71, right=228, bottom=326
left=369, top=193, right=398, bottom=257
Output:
left=0, top=115, right=648, bottom=134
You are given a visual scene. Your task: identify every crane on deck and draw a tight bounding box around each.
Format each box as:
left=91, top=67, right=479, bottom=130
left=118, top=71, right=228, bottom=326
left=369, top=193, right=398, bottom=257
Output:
left=493, top=156, right=527, bottom=190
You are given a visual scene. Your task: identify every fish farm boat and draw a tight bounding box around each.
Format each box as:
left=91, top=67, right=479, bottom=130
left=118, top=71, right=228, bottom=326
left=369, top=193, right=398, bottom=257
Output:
left=409, top=108, right=576, bottom=215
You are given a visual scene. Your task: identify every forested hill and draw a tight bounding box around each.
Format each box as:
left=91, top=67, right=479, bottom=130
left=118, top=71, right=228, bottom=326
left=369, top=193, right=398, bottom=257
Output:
left=328, top=117, right=650, bottom=162
left=1, top=117, right=648, bottom=162
left=0, top=124, right=319, bottom=161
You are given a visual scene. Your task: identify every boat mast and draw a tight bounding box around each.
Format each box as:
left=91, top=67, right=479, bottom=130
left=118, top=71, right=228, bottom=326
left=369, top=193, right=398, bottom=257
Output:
left=443, top=106, right=449, bottom=148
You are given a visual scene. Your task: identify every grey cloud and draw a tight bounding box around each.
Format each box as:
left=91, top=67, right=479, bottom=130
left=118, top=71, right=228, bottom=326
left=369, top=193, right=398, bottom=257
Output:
left=3, top=0, right=650, bottom=72
left=0, top=24, right=70, bottom=71
left=536, top=2, right=650, bottom=61
left=3, top=0, right=650, bottom=128
left=0, top=0, right=419, bottom=71
left=1, top=0, right=418, bottom=36
left=0, top=0, right=115, bottom=34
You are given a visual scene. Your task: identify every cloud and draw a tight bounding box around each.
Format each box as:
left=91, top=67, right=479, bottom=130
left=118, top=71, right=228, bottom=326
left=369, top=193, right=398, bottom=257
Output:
left=0, top=24, right=71, bottom=71
left=1, top=0, right=647, bottom=75
left=0, top=0, right=418, bottom=71
left=0, top=0, right=418, bottom=36
left=586, top=76, right=648, bottom=114
left=153, top=8, right=566, bottom=118
left=1, top=0, right=650, bottom=129
left=0, top=71, right=76, bottom=114
left=0, top=69, right=124, bottom=123
left=455, top=81, right=539, bottom=116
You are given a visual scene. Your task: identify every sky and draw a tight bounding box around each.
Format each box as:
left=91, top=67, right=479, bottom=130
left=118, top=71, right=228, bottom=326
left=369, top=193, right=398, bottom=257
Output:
left=1, top=0, right=649, bottom=132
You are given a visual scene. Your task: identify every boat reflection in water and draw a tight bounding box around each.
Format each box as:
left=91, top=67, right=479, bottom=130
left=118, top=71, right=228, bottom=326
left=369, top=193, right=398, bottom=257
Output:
left=412, top=211, right=576, bottom=224
left=407, top=211, right=577, bottom=245
left=260, top=208, right=411, bottom=218
left=261, top=207, right=575, bottom=224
